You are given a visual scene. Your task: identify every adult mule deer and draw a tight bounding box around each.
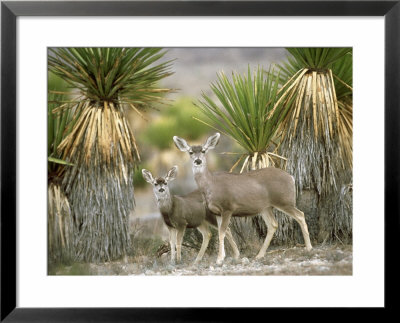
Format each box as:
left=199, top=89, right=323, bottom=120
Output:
left=142, top=166, right=239, bottom=264
left=173, top=133, right=312, bottom=265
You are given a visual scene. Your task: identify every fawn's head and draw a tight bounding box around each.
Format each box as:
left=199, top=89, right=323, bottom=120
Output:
left=142, top=166, right=178, bottom=200
left=173, top=133, right=220, bottom=174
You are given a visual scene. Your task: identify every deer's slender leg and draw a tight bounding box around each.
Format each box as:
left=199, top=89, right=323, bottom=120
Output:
left=278, top=206, right=312, bottom=251
left=215, top=216, right=225, bottom=262
left=176, top=227, right=186, bottom=263
left=256, top=207, right=278, bottom=259
left=169, top=228, right=177, bottom=264
left=194, top=223, right=212, bottom=264
left=225, top=227, right=240, bottom=259
left=216, top=212, right=232, bottom=265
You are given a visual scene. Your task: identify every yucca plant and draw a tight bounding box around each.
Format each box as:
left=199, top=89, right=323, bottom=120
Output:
left=274, top=49, right=353, bottom=167
left=48, top=87, right=76, bottom=263
left=196, top=66, right=290, bottom=239
left=196, top=66, right=290, bottom=172
left=271, top=48, right=353, bottom=244
left=48, top=48, right=173, bottom=262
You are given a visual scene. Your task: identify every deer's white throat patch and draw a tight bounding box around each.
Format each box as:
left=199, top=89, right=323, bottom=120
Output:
left=192, top=163, right=206, bottom=174
left=156, top=191, right=172, bottom=211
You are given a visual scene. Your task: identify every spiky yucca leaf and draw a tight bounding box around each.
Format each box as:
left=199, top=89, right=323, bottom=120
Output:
left=48, top=48, right=174, bottom=262
left=331, top=52, right=353, bottom=100
left=279, top=48, right=350, bottom=71
left=332, top=53, right=353, bottom=166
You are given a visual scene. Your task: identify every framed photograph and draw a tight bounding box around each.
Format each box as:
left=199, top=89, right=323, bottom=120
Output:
left=1, top=1, right=398, bottom=321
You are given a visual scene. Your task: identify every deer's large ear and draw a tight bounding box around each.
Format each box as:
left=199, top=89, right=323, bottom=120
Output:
left=142, top=169, right=155, bottom=184
left=173, top=136, right=190, bottom=152
left=204, top=133, right=220, bottom=150
left=165, top=165, right=178, bottom=182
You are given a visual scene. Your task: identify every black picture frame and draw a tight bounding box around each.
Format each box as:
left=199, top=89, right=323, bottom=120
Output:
left=1, top=1, right=398, bottom=321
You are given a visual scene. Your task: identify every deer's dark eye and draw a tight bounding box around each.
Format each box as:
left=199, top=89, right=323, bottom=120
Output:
left=189, top=151, right=193, bottom=155
left=201, top=150, right=206, bottom=154
left=154, top=183, right=158, bottom=186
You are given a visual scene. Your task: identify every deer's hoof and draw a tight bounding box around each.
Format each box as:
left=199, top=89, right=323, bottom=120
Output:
left=216, top=259, right=224, bottom=266
left=255, top=254, right=264, bottom=260
left=192, top=259, right=206, bottom=269
left=238, top=257, right=249, bottom=265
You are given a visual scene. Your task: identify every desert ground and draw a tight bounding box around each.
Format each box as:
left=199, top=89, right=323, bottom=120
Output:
left=51, top=242, right=352, bottom=276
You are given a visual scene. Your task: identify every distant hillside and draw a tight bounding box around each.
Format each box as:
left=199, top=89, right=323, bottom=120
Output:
left=160, top=47, right=288, bottom=98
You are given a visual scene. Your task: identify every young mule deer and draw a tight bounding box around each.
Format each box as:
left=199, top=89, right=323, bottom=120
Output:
left=173, top=133, right=312, bottom=265
left=142, top=166, right=239, bottom=264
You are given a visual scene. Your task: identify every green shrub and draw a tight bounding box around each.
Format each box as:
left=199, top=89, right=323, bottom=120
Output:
left=133, top=165, right=150, bottom=188
left=141, top=98, right=212, bottom=150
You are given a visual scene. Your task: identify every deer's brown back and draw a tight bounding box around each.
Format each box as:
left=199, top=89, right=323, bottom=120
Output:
left=201, top=167, right=296, bottom=215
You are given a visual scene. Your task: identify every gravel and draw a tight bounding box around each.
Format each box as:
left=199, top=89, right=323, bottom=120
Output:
left=82, top=244, right=352, bottom=276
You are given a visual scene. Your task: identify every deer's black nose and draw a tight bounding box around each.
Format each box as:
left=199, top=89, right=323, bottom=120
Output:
left=194, top=159, right=202, bottom=165
left=159, top=188, right=165, bottom=193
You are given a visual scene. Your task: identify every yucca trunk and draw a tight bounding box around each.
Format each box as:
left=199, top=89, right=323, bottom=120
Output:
left=276, top=133, right=353, bottom=244
left=60, top=101, right=139, bottom=262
